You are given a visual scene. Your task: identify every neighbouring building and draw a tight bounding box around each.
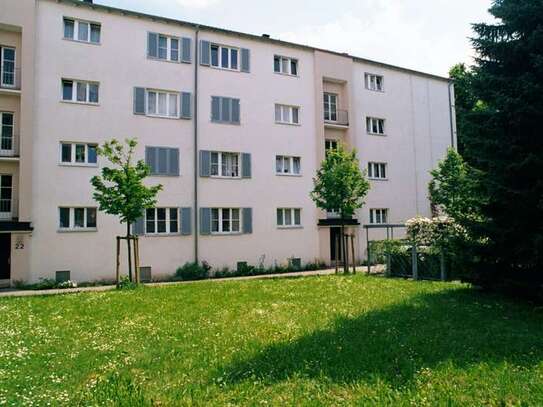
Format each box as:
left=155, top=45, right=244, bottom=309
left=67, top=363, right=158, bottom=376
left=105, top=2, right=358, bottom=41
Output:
left=0, top=0, right=456, bottom=285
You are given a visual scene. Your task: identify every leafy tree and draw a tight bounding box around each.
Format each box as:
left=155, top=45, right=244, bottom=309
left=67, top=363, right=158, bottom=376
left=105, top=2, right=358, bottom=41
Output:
left=458, top=0, right=543, bottom=296
left=449, top=64, right=477, bottom=157
left=311, top=144, right=370, bottom=273
left=91, top=139, right=162, bottom=282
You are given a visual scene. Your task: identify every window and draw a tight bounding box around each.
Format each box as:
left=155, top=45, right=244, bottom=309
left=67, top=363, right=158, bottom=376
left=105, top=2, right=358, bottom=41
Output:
left=58, top=207, right=97, bottom=230
left=275, top=155, right=301, bottom=175
left=0, top=175, right=12, bottom=216
left=366, top=117, right=385, bottom=135
left=210, top=152, right=240, bottom=177
left=210, top=44, right=239, bottom=70
left=145, top=147, right=179, bottom=176
left=273, top=55, right=298, bottom=75
left=60, top=142, right=98, bottom=165
left=146, top=90, right=179, bottom=118
left=369, top=208, right=388, bottom=224
left=147, top=33, right=187, bottom=62
left=211, top=208, right=240, bottom=234
left=1, top=47, right=16, bottom=87
left=277, top=208, right=301, bottom=228
left=211, top=96, right=240, bottom=124
left=145, top=208, right=179, bottom=234
left=325, top=139, right=338, bottom=153
left=365, top=73, right=384, bottom=92
left=275, top=104, right=299, bottom=125
left=63, top=18, right=101, bottom=44
left=62, top=79, right=99, bottom=104
left=0, top=112, right=13, bottom=153
left=323, top=93, right=337, bottom=122
left=368, top=162, right=387, bottom=179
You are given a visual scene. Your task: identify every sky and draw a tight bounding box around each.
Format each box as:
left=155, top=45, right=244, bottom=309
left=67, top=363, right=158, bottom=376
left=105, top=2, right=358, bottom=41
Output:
left=95, top=0, right=496, bottom=77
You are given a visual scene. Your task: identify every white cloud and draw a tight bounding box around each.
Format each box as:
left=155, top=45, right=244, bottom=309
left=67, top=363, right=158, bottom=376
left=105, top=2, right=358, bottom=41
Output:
left=175, top=0, right=221, bottom=9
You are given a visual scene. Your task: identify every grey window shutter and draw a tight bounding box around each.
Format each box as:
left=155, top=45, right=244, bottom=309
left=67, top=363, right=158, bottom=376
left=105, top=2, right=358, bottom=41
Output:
left=242, top=208, right=252, bottom=234
left=221, top=97, right=231, bottom=122
left=211, top=96, right=220, bottom=121
left=181, top=92, right=192, bottom=119
left=158, top=148, right=168, bottom=175
left=181, top=207, right=192, bottom=235
left=132, top=215, right=144, bottom=236
left=241, top=48, right=250, bottom=72
left=231, top=99, right=240, bottom=124
left=148, top=32, right=158, bottom=58
left=200, top=207, right=211, bottom=235
left=169, top=148, right=179, bottom=176
left=134, top=87, right=146, bottom=115
left=200, top=40, right=210, bottom=66
left=181, top=37, right=191, bottom=63
left=145, top=147, right=157, bottom=174
left=242, top=153, right=251, bottom=178
left=200, top=150, right=211, bottom=177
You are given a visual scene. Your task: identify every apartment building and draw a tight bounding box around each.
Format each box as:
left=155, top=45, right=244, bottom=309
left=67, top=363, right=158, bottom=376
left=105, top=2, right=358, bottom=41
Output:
left=0, top=0, right=456, bottom=285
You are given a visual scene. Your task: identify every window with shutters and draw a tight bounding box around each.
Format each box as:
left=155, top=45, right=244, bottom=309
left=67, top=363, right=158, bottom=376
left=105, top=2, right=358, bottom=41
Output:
left=147, top=32, right=191, bottom=63
left=368, top=162, right=387, bottom=180
left=369, top=208, right=388, bottom=224
left=59, top=142, right=98, bottom=166
left=58, top=207, right=97, bottom=231
left=146, top=89, right=179, bottom=118
left=275, top=155, right=301, bottom=176
left=365, top=73, right=384, bottom=92
left=209, top=43, right=239, bottom=70
left=145, top=146, right=179, bottom=176
left=211, top=208, right=240, bottom=234
left=63, top=17, right=101, bottom=44
left=211, top=96, right=240, bottom=124
left=276, top=208, right=302, bottom=228
left=274, top=104, right=300, bottom=125
left=273, top=55, right=298, bottom=76
left=61, top=79, right=99, bottom=104
left=210, top=152, right=240, bottom=178
left=366, top=117, right=386, bottom=135
left=145, top=208, right=179, bottom=235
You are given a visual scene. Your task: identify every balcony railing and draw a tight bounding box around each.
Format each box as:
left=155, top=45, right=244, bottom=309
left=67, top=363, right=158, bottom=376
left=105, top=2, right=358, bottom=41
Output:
left=0, top=197, right=16, bottom=220
left=324, top=109, right=349, bottom=126
left=0, top=67, right=21, bottom=91
left=0, top=134, right=19, bottom=158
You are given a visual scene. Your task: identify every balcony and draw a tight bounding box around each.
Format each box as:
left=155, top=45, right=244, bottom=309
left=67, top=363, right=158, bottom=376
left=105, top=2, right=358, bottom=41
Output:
left=324, top=109, right=349, bottom=128
left=0, top=68, right=21, bottom=93
left=0, top=197, right=17, bottom=221
left=0, top=134, right=19, bottom=159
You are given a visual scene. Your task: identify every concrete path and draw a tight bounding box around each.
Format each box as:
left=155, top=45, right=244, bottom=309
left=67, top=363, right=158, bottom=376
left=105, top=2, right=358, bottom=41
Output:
left=0, top=266, right=370, bottom=298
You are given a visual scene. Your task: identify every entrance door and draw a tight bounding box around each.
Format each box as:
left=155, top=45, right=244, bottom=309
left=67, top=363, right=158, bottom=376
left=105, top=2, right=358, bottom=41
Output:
left=0, top=234, right=10, bottom=280
left=330, top=227, right=343, bottom=262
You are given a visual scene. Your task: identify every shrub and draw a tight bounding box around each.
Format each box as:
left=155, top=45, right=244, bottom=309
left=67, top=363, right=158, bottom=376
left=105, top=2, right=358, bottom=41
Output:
left=118, top=275, right=139, bottom=290
left=176, top=262, right=211, bottom=281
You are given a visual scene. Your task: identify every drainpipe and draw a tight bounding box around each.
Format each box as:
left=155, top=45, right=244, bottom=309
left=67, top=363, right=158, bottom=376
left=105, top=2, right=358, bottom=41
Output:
left=194, top=27, right=199, bottom=263
left=448, top=81, right=456, bottom=150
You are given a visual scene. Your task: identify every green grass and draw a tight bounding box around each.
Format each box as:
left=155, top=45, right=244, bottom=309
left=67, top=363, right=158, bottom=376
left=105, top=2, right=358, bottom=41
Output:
left=1, top=275, right=543, bottom=406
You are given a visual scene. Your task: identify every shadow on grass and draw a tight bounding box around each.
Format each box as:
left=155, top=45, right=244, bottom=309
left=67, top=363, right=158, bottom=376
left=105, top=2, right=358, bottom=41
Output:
left=217, top=287, right=543, bottom=387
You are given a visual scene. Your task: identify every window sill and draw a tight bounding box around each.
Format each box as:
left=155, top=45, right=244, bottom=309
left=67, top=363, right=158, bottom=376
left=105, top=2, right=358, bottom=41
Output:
left=60, top=100, right=100, bottom=107
left=147, top=56, right=191, bottom=65
left=275, top=121, right=301, bottom=127
left=149, top=173, right=180, bottom=177
left=273, top=72, right=299, bottom=78
left=368, top=177, right=388, bottom=181
left=58, top=228, right=97, bottom=233
left=365, top=88, right=385, bottom=93
left=145, top=113, right=184, bottom=120
left=277, top=225, right=303, bottom=229
left=59, top=163, right=98, bottom=168
left=275, top=173, right=302, bottom=177
left=62, top=37, right=101, bottom=46
left=210, top=120, right=241, bottom=126
left=210, top=175, right=242, bottom=180
left=207, top=65, right=242, bottom=73
left=143, top=233, right=181, bottom=237
left=367, top=132, right=387, bottom=137
left=210, top=232, right=243, bottom=236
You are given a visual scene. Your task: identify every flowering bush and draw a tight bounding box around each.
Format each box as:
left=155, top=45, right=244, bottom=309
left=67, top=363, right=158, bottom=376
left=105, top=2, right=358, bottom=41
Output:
left=406, top=216, right=469, bottom=249
left=57, top=280, right=78, bottom=289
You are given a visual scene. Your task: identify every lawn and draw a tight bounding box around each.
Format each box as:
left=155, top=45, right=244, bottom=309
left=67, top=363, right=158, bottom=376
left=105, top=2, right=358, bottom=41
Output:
left=1, top=275, right=543, bottom=406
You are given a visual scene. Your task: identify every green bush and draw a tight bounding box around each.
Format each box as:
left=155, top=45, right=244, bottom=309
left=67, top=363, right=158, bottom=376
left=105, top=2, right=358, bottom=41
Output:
left=176, top=262, right=211, bottom=281
left=117, top=275, right=139, bottom=290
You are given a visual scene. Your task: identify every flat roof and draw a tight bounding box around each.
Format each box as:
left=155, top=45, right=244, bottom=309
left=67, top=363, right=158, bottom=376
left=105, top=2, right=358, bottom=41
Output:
left=56, top=0, right=451, bottom=82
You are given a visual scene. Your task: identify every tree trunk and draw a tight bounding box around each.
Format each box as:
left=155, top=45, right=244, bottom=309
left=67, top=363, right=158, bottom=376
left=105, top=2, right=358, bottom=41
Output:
left=341, top=219, right=348, bottom=274
left=126, top=223, right=133, bottom=282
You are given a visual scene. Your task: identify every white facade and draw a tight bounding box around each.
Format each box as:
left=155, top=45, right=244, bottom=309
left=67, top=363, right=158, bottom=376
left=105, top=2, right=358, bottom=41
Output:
left=0, top=0, right=455, bottom=284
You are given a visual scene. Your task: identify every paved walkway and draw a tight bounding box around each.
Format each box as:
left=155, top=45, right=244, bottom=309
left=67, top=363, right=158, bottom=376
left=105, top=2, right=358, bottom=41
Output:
left=0, top=266, right=371, bottom=298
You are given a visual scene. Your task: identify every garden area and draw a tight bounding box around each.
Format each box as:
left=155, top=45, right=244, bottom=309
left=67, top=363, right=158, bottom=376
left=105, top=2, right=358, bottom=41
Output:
left=1, top=274, right=543, bottom=406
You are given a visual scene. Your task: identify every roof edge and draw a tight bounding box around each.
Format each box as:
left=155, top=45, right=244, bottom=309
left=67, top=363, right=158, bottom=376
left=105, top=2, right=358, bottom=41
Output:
left=54, top=0, right=452, bottom=82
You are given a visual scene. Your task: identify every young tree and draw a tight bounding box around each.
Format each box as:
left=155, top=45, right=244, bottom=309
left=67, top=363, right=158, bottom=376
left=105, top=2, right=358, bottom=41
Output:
left=91, top=139, right=162, bottom=282
left=311, top=144, right=370, bottom=273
